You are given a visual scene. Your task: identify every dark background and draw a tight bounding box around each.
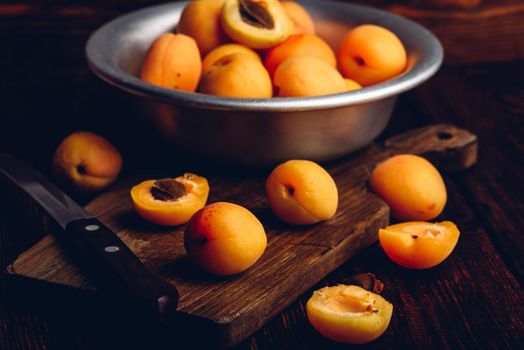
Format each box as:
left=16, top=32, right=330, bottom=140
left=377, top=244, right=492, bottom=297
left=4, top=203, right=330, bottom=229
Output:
left=1, top=0, right=524, bottom=349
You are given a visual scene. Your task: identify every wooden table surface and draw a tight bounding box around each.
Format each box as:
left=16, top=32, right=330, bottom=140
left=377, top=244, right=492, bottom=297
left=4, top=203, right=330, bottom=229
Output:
left=1, top=1, right=523, bottom=349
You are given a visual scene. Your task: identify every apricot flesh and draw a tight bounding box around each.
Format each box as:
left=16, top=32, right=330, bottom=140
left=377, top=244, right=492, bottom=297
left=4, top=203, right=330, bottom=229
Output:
left=202, top=43, right=261, bottom=74
left=338, top=24, right=407, bottom=86
left=199, top=52, right=272, bottom=98
left=379, top=221, right=460, bottom=269
left=140, top=33, right=201, bottom=91
left=52, top=131, right=122, bottom=192
left=369, top=154, right=447, bottom=221
left=307, top=285, right=393, bottom=344
left=130, top=174, right=209, bottom=226
left=273, top=56, right=346, bottom=97
left=177, top=0, right=228, bottom=55
left=264, top=34, right=336, bottom=78
left=266, top=160, right=338, bottom=225
left=221, top=0, right=293, bottom=49
left=281, top=1, right=315, bottom=35
left=184, top=202, right=267, bottom=276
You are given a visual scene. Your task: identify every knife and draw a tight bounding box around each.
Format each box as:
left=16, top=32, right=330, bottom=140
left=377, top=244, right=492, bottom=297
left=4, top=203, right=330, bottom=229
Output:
left=0, top=153, right=179, bottom=319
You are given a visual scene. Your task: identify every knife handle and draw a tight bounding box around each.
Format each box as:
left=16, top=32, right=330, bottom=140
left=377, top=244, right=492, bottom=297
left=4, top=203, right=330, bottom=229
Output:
left=64, top=218, right=178, bottom=317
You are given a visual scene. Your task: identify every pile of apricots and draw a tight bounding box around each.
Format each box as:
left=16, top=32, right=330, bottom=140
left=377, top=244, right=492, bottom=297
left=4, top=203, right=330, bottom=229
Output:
left=139, top=0, right=408, bottom=98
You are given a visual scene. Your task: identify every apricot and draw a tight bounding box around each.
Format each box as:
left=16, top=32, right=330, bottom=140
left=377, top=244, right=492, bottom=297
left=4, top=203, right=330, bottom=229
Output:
left=379, top=221, right=460, bottom=269
left=202, top=43, right=261, bottom=74
left=52, top=131, right=122, bottom=192
left=345, top=78, right=362, bottom=91
left=264, top=34, right=336, bottom=78
left=130, top=174, right=209, bottom=226
left=177, top=0, right=228, bottom=55
left=281, top=1, right=315, bottom=35
left=184, top=202, right=267, bottom=276
left=273, top=56, right=346, bottom=97
left=369, top=154, right=447, bottom=221
left=306, top=285, right=393, bottom=344
left=140, top=33, right=201, bottom=91
left=199, top=52, right=272, bottom=98
left=338, top=24, right=407, bottom=86
left=221, top=0, right=293, bottom=49
left=266, top=160, right=338, bottom=225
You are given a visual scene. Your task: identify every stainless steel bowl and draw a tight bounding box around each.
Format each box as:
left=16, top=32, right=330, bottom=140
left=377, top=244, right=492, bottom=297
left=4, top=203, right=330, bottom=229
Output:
left=86, top=0, right=443, bottom=166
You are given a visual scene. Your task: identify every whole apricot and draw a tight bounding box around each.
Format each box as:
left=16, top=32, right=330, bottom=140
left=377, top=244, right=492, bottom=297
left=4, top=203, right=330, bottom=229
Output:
left=130, top=174, right=209, bottom=226
left=140, top=33, right=201, bottom=91
left=177, top=0, right=228, bottom=55
left=52, top=131, right=122, bottom=192
left=266, top=160, right=338, bottom=225
left=184, top=202, right=267, bottom=276
left=202, top=43, right=261, bottom=74
left=345, top=78, right=362, bottom=91
left=199, top=52, right=272, bottom=98
left=264, top=34, right=336, bottom=77
left=273, top=56, right=346, bottom=97
left=221, top=0, right=293, bottom=49
left=281, top=1, right=315, bottom=35
left=307, top=285, right=393, bottom=344
left=338, top=24, right=407, bottom=86
left=369, top=154, right=447, bottom=221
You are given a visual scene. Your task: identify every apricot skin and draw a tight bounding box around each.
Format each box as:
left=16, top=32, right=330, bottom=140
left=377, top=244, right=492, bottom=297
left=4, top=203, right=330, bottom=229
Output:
left=202, top=43, right=261, bottom=74
left=52, top=131, right=122, bottom=192
left=273, top=56, right=346, bottom=97
left=140, top=33, right=201, bottom=92
left=199, top=53, right=272, bottom=98
left=184, top=202, right=267, bottom=276
left=345, top=79, right=362, bottom=91
left=338, top=24, right=407, bottom=86
left=281, top=1, right=315, bottom=35
left=266, top=160, right=338, bottom=225
left=177, top=0, right=228, bottom=55
left=369, top=154, right=447, bottom=221
left=264, top=34, right=336, bottom=77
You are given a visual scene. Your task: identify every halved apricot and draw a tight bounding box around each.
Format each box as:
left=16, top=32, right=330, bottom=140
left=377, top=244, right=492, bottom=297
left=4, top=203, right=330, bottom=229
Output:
left=130, top=174, right=209, bottom=226
left=306, top=285, right=393, bottom=344
left=379, top=221, right=460, bottom=269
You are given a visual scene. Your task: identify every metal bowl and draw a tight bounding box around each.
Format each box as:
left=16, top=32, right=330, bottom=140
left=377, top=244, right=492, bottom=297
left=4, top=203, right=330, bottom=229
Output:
left=86, top=0, right=443, bottom=166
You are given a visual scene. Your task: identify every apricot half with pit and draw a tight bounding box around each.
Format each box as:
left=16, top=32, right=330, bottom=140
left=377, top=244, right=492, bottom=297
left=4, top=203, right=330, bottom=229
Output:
left=307, top=285, right=393, bottom=344
left=130, top=174, right=209, bottom=226
left=221, top=0, right=293, bottom=49
left=266, top=160, right=338, bottom=225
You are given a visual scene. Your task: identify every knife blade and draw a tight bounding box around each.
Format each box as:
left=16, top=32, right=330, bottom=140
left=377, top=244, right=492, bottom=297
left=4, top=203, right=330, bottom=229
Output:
left=0, top=153, right=178, bottom=318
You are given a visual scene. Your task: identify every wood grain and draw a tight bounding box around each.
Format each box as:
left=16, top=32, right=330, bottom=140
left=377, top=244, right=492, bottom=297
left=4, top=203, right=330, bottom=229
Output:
left=5, top=125, right=477, bottom=348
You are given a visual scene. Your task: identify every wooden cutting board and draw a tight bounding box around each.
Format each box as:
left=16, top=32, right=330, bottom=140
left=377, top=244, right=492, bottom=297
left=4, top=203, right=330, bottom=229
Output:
left=5, top=124, right=477, bottom=348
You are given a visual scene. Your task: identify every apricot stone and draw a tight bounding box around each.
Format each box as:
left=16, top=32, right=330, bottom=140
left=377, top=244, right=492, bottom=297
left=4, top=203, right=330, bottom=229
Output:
left=184, top=202, right=267, bottom=276
left=266, top=160, right=338, bottom=225
left=140, top=33, right=201, bottom=92
left=52, top=131, right=122, bottom=192
left=338, top=24, right=407, bottom=86
left=273, top=56, right=346, bottom=97
left=177, top=0, right=228, bottom=55
left=281, top=1, right=315, bottom=35
left=369, top=154, right=447, bottom=221
left=202, top=43, right=261, bottom=74
left=199, top=52, right=272, bottom=98
left=264, top=34, right=336, bottom=78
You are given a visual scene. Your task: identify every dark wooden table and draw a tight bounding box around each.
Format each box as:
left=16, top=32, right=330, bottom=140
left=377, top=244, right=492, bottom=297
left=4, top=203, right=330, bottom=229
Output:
left=1, top=1, right=523, bottom=349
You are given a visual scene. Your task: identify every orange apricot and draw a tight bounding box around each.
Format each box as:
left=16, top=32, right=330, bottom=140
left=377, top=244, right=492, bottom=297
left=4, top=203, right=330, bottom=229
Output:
left=307, top=285, right=393, bottom=344
left=199, top=52, right=272, bottom=98
left=273, top=56, right=346, bottom=97
left=266, top=160, right=338, bottom=225
left=177, top=0, right=228, bottom=55
left=184, top=202, right=267, bottom=276
left=338, top=24, right=407, bottom=86
left=345, top=78, right=362, bottom=91
left=52, top=131, right=122, bottom=192
left=281, top=1, right=315, bottom=35
left=202, top=43, right=261, bottom=74
left=379, top=221, right=460, bottom=269
left=369, top=154, right=447, bottom=221
left=130, top=174, right=209, bottom=226
left=264, top=34, right=336, bottom=77
left=140, top=33, right=201, bottom=91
